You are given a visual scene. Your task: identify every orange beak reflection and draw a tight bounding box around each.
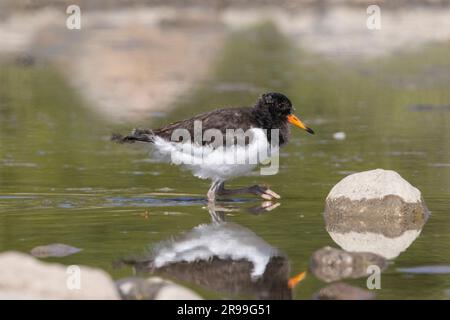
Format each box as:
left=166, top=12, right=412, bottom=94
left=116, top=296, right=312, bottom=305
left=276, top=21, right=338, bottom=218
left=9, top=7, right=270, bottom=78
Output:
left=287, top=114, right=314, bottom=134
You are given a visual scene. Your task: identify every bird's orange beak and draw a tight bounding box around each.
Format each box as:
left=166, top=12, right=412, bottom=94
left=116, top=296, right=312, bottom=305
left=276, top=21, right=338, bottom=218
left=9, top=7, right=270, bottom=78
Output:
left=287, top=114, right=314, bottom=134
left=288, top=271, right=307, bottom=289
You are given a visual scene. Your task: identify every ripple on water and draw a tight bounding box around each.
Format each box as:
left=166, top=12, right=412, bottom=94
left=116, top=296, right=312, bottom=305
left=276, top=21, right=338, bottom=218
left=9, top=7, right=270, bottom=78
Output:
left=0, top=195, right=38, bottom=199
left=429, top=163, right=450, bottom=168
left=105, top=195, right=249, bottom=208
left=106, top=196, right=205, bottom=207
left=397, top=266, right=450, bottom=274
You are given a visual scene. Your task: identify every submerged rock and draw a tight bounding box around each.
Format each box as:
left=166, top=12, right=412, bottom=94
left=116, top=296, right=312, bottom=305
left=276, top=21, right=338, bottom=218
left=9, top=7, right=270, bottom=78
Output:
left=325, top=169, right=429, bottom=259
left=30, top=243, right=82, bottom=258
left=0, top=251, right=119, bottom=299
left=314, top=283, right=375, bottom=300
left=116, top=277, right=201, bottom=300
left=15, top=53, right=36, bottom=66
left=309, top=246, right=387, bottom=283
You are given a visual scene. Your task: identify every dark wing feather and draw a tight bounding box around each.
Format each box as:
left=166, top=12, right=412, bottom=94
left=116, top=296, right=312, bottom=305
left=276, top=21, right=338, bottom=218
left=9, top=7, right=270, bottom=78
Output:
left=153, top=107, right=257, bottom=146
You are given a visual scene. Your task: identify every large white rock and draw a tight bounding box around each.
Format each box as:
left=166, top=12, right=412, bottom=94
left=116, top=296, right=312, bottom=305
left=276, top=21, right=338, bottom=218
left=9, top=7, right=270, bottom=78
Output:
left=325, top=169, right=429, bottom=259
left=327, top=169, right=422, bottom=203
left=0, top=251, right=119, bottom=300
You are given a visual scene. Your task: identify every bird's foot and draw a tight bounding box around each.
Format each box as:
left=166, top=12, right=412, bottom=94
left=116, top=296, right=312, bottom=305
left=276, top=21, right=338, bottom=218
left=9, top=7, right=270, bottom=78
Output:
left=210, top=181, right=280, bottom=201
left=248, top=185, right=281, bottom=201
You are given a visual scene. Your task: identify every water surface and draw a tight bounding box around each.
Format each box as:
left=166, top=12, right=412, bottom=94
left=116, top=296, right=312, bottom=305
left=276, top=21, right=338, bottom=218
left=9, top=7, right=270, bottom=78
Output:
left=1, top=24, right=449, bottom=299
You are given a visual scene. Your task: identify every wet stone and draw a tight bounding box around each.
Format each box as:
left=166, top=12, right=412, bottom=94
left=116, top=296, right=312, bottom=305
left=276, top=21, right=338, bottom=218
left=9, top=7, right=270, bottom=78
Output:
left=0, top=251, right=119, bottom=299
left=309, top=246, right=387, bottom=283
left=116, top=277, right=163, bottom=300
left=325, top=169, right=428, bottom=223
left=14, top=53, right=36, bottom=66
left=30, top=243, right=82, bottom=258
left=314, top=282, right=375, bottom=300
left=325, top=169, right=429, bottom=259
left=116, top=277, right=201, bottom=300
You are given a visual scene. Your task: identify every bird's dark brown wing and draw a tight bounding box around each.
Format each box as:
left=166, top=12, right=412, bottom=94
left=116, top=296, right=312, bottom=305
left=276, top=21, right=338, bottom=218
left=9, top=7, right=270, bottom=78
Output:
left=153, top=107, right=257, bottom=146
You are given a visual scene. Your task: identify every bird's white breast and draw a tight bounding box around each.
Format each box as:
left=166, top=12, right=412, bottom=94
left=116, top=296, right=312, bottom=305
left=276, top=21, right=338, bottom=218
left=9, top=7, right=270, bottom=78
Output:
left=151, top=128, right=276, bottom=181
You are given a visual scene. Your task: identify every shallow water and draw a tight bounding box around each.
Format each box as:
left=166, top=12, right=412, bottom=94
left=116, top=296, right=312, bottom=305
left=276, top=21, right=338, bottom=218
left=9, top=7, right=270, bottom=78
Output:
left=1, top=24, right=450, bottom=299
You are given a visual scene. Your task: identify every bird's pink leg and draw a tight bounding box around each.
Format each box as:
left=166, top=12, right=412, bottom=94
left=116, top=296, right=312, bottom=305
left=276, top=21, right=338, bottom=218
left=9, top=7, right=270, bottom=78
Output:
left=207, top=180, right=223, bottom=203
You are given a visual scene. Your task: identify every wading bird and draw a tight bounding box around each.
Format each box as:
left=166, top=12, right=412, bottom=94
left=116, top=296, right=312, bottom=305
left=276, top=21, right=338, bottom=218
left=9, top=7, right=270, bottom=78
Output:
left=112, top=92, right=314, bottom=202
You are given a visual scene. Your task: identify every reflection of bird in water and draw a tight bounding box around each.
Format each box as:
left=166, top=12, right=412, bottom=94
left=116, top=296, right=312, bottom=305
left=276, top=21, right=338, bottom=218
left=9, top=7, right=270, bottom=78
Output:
left=120, top=203, right=292, bottom=299
left=112, top=92, right=313, bottom=202
left=324, top=203, right=429, bottom=259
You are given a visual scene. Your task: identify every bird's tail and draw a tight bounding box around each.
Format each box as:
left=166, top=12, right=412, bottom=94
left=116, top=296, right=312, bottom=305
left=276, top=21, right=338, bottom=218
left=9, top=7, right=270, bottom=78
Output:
left=111, top=128, right=155, bottom=144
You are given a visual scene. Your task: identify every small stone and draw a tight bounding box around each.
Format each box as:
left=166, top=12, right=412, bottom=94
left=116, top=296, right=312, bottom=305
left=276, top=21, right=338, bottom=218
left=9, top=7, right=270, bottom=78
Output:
left=116, top=277, right=164, bottom=300
left=15, top=53, right=36, bottom=66
left=333, top=132, right=346, bottom=140
left=309, top=246, right=387, bottom=283
left=30, top=244, right=82, bottom=258
left=116, top=277, right=201, bottom=300
left=314, top=283, right=375, bottom=300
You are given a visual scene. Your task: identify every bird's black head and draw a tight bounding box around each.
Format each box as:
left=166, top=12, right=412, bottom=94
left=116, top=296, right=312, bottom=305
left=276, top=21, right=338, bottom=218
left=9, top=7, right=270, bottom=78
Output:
left=255, top=92, right=293, bottom=119
left=254, top=92, right=314, bottom=134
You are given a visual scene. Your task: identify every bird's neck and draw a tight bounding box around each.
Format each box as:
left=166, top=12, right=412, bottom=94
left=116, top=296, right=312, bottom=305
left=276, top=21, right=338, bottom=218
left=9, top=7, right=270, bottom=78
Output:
left=251, top=107, right=290, bottom=145
left=252, top=106, right=285, bottom=129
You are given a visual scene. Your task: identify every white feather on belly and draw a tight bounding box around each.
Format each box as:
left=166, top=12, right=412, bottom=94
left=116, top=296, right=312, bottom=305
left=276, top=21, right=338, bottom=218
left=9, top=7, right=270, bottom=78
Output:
left=151, top=128, right=276, bottom=180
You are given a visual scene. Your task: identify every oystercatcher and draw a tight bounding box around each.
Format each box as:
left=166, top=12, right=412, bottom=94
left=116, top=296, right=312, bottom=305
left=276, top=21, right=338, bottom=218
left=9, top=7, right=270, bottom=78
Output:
left=112, top=92, right=314, bottom=202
